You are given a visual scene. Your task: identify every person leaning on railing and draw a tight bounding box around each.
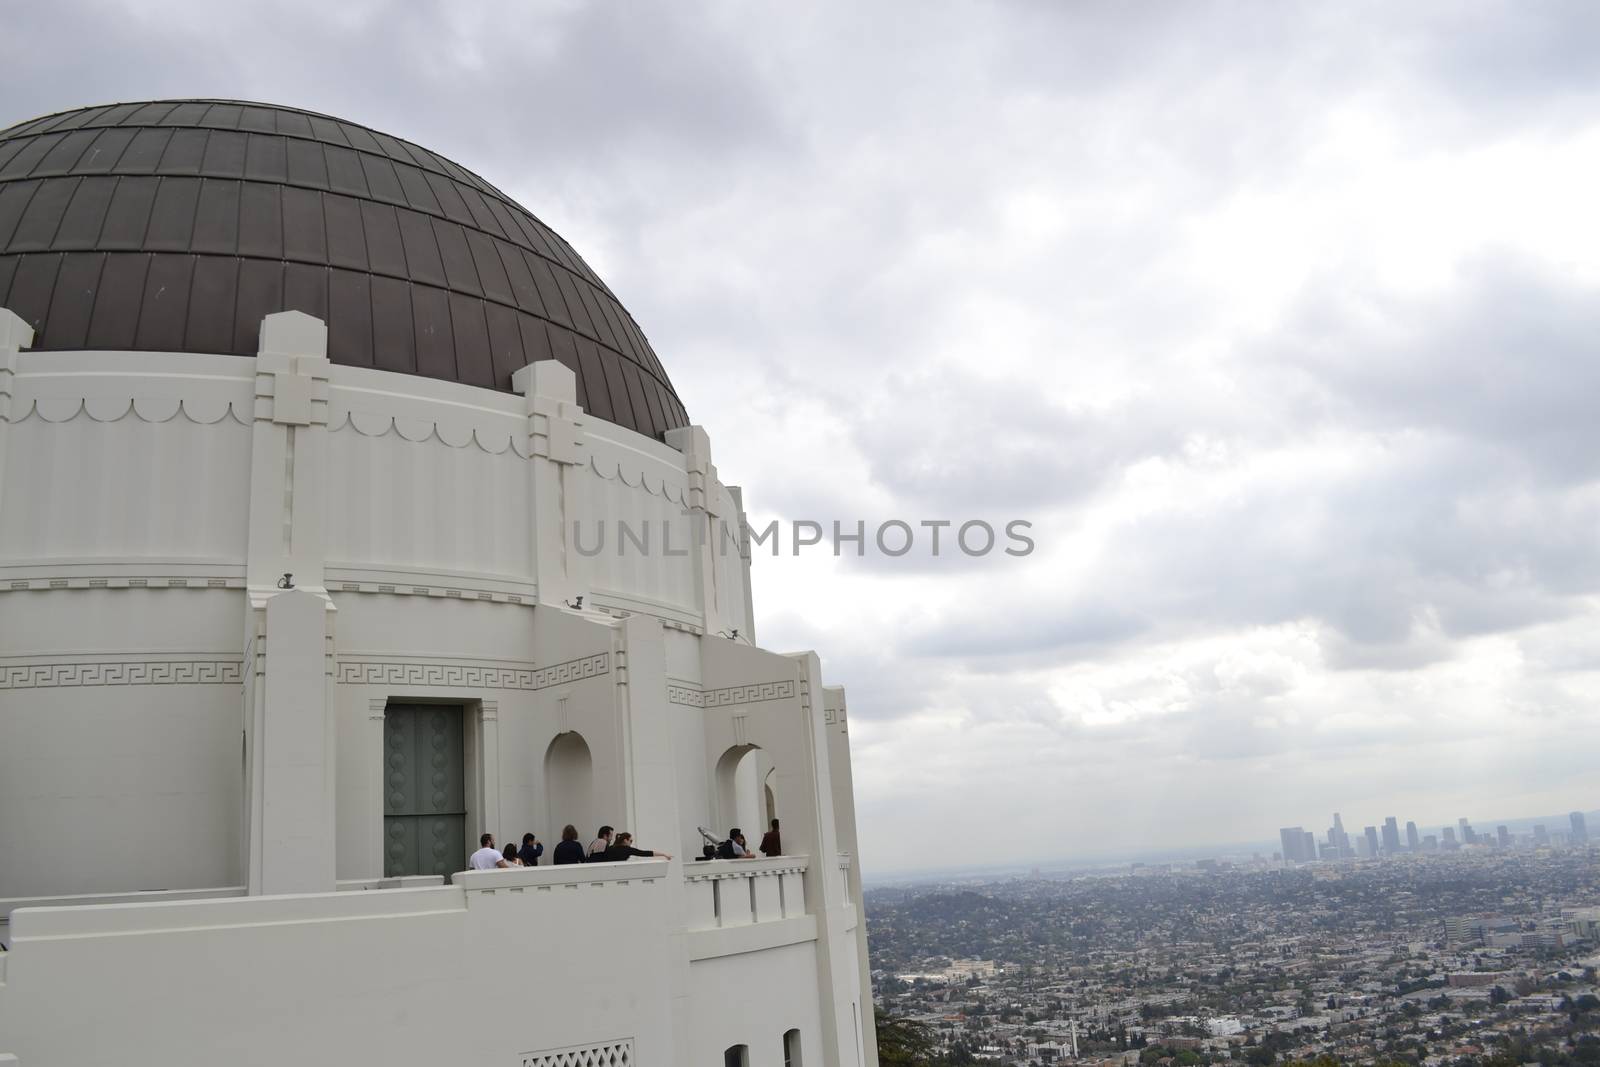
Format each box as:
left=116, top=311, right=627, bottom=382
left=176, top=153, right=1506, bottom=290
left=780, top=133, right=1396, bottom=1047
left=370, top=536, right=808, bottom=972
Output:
left=470, top=832, right=511, bottom=869
left=596, top=832, right=672, bottom=862
left=717, top=828, right=759, bottom=859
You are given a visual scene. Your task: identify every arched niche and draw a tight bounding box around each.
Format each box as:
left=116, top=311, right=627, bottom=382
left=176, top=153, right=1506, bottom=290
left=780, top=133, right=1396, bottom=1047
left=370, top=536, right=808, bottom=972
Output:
left=543, top=731, right=594, bottom=845
left=714, top=744, right=771, bottom=843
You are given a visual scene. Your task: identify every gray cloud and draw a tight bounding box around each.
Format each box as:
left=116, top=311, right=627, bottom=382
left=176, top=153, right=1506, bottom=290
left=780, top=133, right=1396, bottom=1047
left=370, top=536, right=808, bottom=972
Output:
left=1270, top=255, right=1600, bottom=481
left=6, top=0, right=1600, bottom=871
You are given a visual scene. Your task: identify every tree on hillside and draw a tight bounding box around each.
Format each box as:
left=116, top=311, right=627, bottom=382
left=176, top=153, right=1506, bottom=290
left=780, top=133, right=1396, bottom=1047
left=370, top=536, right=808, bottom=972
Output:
left=876, top=1009, right=939, bottom=1067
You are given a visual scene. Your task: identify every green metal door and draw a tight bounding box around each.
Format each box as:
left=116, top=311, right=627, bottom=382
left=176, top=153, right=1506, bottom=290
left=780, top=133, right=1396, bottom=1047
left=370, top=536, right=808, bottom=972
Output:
left=383, top=704, right=466, bottom=877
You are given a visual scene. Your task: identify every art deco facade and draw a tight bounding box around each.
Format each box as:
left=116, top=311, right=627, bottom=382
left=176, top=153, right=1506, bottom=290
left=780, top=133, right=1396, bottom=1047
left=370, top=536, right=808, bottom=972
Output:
left=0, top=100, right=876, bottom=1067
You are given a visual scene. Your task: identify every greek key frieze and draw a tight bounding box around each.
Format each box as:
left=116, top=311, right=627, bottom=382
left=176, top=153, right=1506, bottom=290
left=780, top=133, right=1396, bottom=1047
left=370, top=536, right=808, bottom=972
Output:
left=667, top=684, right=707, bottom=707
left=336, top=652, right=609, bottom=691
left=0, top=658, right=243, bottom=689
left=671, top=678, right=796, bottom=708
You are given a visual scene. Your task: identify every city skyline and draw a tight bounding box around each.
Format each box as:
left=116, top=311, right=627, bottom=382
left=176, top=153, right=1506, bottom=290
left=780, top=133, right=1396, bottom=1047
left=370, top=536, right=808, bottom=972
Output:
left=866, top=800, right=1600, bottom=881
left=1277, top=805, right=1594, bottom=863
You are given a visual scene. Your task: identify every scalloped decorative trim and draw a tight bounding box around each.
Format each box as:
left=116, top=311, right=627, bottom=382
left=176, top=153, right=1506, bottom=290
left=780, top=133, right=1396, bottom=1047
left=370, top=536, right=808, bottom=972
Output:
left=7, top=393, right=715, bottom=508
left=327, top=409, right=529, bottom=457
left=12, top=397, right=248, bottom=426
left=585, top=452, right=689, bottom=506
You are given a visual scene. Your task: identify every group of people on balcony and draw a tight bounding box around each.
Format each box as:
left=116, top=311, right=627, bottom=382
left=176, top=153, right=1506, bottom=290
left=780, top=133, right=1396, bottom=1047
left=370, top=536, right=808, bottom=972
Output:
left=468, top=817, right=781, bottom=872
left=467, top=826, right=672, bottom=871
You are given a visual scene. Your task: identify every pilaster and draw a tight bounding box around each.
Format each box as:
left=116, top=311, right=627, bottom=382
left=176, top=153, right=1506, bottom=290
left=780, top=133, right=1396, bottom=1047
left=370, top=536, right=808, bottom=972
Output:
left=613, top=612, right=692, bottom=1067
left=0, top=308, right=34, bottom=521
left=246, top=589, right=338, bottom=895
left=242, top=312, right=338, bottom=896
left=786, top=650, right=860, bottom=1067
left=477, top=699, right=502, bottom=842
left=246, top=310, right=331, bottom=592
left=367, top=698, right=388, bottom=878
left=512, top=360, right=588, bottom=608
left=825, top=685, right=879, bottom=1067
left=665, top=425, right=723, bottom=634
left=727, top=485, right=757, bottom=646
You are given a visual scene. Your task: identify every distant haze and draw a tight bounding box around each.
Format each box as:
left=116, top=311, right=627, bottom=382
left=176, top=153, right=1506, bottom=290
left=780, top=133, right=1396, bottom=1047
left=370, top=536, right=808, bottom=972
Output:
left=865, top=808, right=1600, bottom=883
left=6, top=1, right=1600, bottom=875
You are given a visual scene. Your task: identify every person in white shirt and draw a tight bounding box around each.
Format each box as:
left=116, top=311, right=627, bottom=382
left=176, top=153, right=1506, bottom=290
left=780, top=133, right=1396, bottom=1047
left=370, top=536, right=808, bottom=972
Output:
left=469, top=832, right=509, bottom=870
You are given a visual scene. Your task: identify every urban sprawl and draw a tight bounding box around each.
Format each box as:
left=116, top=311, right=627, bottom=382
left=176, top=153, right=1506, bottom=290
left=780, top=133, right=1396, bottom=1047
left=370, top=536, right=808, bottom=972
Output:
left=868, top=811, right=1600, bottom=1067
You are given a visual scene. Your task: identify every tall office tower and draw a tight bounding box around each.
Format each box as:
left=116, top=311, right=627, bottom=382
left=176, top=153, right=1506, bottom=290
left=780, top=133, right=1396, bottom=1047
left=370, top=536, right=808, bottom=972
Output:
left=1280, top=827, right=1306, bottom=863
left=1365, top=826, right=1380, bottom=859
left=1302, top=830, right=1316, bottom=862
left=1382, top=817, right=1401, bottom=855
left=1444, top=916, right=1483, bottom=945
left=1442, top=826, right=1459, bottom=849
left=1459, top=817, right=1477, bottom=845
left=1572, top=812, right=1590, bottom=846
left=1332, top=812, right=1352, bottom=857
left=1534, top=824, right=1550, bottom=846
left=1423, top=835, right=1439, bottom=851
left=1497, top=825, right=1511, bottom=848
left=1406, top=821, right=1421, bottom=851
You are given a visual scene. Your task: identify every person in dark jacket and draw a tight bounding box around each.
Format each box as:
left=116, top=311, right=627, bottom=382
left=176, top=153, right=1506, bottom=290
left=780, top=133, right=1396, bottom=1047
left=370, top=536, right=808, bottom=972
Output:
left=599, top=832, right=672, bottom=861
left=759, top=819, right=781, bottom=857
left=552, top=824, right=586, bottom=865
left=718, top=828, right=757, bottom=859
left=517, top=832, right=543, bottom=867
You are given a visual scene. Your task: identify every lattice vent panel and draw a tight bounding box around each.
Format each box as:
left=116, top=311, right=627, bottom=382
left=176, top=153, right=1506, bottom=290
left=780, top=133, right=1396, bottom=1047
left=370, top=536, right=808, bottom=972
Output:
left=521, top=1039, right=634, bottom=1067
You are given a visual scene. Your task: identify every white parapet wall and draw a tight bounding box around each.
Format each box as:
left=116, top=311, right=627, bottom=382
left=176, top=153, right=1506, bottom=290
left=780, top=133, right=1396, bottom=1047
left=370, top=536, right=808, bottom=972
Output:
left=1, top=861, right=676, bottom=1066
left=0, top=857, right=849, bottom=1067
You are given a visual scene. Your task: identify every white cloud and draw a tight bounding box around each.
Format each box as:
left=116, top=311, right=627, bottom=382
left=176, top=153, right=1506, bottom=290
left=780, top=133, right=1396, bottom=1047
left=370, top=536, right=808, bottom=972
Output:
left=6, top=0, right=1599, bottom=874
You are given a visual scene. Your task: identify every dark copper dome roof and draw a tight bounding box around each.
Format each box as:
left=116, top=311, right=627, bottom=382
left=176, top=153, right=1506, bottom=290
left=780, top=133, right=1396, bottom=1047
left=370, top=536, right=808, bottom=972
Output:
left=0, top=100, right=687, bottom=440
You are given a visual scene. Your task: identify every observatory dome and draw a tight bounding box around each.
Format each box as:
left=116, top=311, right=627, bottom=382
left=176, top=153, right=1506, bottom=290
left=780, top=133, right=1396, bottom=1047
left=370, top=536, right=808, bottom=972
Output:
left=0, top=99, right=686, bottom=440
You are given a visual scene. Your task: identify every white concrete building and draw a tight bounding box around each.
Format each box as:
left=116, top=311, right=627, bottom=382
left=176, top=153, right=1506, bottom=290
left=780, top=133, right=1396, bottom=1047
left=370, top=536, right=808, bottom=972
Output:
left=0, top=100, right=877, bottom=1067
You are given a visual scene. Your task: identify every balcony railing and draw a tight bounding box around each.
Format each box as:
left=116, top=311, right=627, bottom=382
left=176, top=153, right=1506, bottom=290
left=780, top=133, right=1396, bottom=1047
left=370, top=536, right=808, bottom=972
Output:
left=682, top=855, right=808, bottom=931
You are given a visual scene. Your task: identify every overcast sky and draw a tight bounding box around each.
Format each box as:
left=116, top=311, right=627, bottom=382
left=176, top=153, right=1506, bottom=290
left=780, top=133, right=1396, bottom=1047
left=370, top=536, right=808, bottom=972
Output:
left=8, top=1, right=1599, bottom=875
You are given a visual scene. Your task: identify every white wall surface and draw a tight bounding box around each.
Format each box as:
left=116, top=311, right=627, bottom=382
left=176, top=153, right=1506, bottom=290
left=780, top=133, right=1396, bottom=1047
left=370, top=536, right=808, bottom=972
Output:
left=0, top=589, right=245, bottom=900
left=1, top=862, right=675, bottom=1067
left=689, top=942, right=827, bottom=1067
left=0, top=351, right=252, bottom=570
left=324, top=406, right=531, bottom=585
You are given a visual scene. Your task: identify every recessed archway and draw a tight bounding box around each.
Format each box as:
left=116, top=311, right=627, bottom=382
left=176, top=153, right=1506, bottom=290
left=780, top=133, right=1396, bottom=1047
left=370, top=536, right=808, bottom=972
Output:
left=714, top=744, right=772, bottom=845
left=544, top=731, right=594, bottom=846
